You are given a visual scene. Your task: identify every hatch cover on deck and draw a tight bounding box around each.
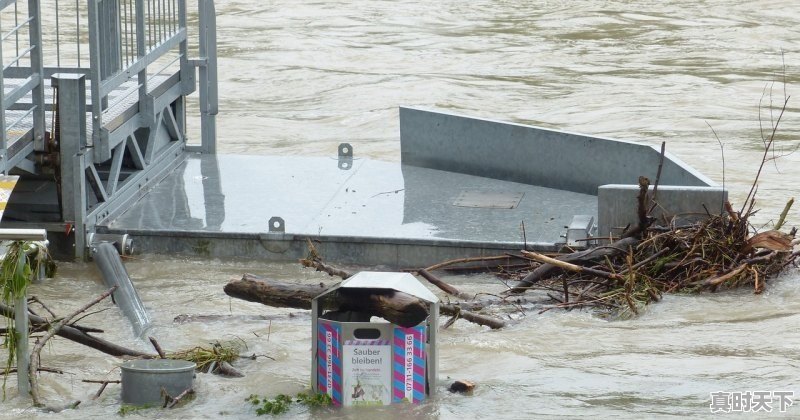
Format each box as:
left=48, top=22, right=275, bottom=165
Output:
left=453, top=190, right=524, bottom=209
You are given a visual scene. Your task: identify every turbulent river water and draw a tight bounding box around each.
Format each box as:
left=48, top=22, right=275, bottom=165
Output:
left=4, top=0, right=800, bottom=418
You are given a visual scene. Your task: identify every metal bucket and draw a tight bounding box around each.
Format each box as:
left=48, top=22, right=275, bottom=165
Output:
left=120, top=359, right=196, bottom=405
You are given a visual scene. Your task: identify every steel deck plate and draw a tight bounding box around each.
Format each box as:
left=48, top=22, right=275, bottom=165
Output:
left=99, top=154, right=597, bottom=267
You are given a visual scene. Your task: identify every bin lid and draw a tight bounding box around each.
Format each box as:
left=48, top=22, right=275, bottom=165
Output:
left=339, top=271, right=439, bottom=303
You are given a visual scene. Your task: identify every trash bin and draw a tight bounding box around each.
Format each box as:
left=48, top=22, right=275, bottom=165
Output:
left=311, top=271, right=438, bottom=406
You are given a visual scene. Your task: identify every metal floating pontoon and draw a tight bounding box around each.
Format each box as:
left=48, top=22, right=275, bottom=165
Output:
left=96, top=107, right=726, bottom=267
left=0, top=1, right=726, bottom=268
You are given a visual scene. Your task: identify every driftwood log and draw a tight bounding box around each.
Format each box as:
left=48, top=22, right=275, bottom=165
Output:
left=225, top=272, right=509, bottom=329
left=0, top=303, right=152, bottom=358
left=299, top=259, right=509, bottom=329
left=224, top=274, right=429, bottom=328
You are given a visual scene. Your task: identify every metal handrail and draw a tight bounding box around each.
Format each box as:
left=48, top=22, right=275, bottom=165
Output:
left=0, top=0, right=46, bottom=162
left=87, top=0, right=188, bottom=154
left=3, top=45, right=35, bottom=70
left=0, top=228, right=47, bottom=241
left=0, top=0, right=216, bottom=176
left=1, top=15, right=33, bottom=41
left=5, top=106, right=36, bottom=132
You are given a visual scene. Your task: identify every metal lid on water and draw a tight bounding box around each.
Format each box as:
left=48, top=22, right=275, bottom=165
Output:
left=120, top=359, right=196, bottom=373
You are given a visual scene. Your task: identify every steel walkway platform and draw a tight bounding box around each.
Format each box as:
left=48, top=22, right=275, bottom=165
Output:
left=99, top=154, right=597, bottom=267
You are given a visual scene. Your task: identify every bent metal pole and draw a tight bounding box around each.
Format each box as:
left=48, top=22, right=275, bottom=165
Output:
left=91, top=242, right=151, bottom=337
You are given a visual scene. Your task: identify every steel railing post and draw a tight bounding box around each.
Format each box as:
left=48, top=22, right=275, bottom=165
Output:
left=198, top=0, right=217, bottom=154
left=28, top=0, right=46, bottom=152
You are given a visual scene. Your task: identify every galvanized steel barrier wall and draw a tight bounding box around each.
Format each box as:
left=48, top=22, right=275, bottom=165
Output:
left=399, top=107, right=726, bottom=238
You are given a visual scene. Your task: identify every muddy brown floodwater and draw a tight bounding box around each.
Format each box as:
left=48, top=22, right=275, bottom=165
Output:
left=3, top=0, right=800, bottom=418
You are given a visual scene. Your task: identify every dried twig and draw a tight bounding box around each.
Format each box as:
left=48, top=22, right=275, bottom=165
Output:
left=299, top=258, right=350, bottom=280
left=29, top=286, right=118, bottom=407
left=440, top=304, right=505, bottom=330
left=520, top=251, right=622, bottom=281
left=649, top=141, right=666, bottom=213
left=149, top=337, right=167, bottom=358
left=417, top=269, right=472, bottom=300
left=27, top=296, right=57, bottom=319
left=775, top=198, right=794, bottom=231
left=82, top=379, right=121, bottom=400
left=5, top=367, right=63, bottom=375
left=742, top=81, right=790, bottom=215
left=162, top=387, right=195, bottom=408
left=424, top=255, right=519, bottom=272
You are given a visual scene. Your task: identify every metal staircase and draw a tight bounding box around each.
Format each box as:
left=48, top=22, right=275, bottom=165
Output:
left=0, top=0, right=217, bottom=258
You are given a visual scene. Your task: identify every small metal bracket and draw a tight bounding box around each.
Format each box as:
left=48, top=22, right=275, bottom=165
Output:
left=260, top=217, right=290, bottom=253
left=338, top=143, right=353, bottom=170
left=87, top=233, right=134, bottom=256
left=268, top=216, right=285, bottom=233
left=338, top=143, right=353, bottom=158
left=188, top=58, right=209, bottom=67
left=564, top=215, right=595, bottom=249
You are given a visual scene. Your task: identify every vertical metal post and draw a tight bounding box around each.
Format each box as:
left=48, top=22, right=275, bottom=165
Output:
left=135, top=0, right=150, bottom=135
left=73, top=153, right=88, bottom=260
left=6, top=233, right=48, bottom=397
left=14, top=296, right=30, bottom=395
left=428, top=301, right=438, bottom=395
left=135, top=0, right=147, bottom=99
left=198, top=0, right=217, bottom=154
left=178, top=0, right=193, bottom=93
left=76, top=0, right=81, bottom=67
left=97, top=0, right=121, bottom=80
left=87, top=0, right=103, bottom=148
left=53, top=74, right=88, bottom=259
left=28, top=0, right=46, bottom=152
left=0, top=17, right=6, bottom=174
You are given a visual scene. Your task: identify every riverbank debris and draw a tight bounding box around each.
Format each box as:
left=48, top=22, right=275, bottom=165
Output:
left=225, top=270, right=508, bottom=330
left=448, top=379, right=476, bottom=394
left=516, top=200, right=796, bottom=318
left=287, top=175, right=797, bottom=325
left=2, top=290, right=248, bottom=410
left=167, top=341, right=244, bottom=377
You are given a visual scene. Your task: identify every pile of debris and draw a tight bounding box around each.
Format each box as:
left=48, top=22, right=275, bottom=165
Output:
left=508, top=193, right=797, bottom=318
left=247, top=175, right=796, bottom=328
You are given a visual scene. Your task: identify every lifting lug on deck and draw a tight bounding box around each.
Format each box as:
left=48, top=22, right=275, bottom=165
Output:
left=268, top=217, right=285, bottom=234
left=338, top=143, right=354, bottom=170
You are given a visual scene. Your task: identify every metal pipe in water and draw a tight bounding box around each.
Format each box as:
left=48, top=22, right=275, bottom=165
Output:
left=91, top=242, right=151, bottom=337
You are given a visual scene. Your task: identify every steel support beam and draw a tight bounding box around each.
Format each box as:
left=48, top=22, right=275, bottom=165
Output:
left=53, top=74, right=88, bottom=259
